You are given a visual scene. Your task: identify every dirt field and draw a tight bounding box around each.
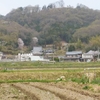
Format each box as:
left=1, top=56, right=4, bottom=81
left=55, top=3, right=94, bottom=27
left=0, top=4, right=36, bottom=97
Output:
left=0, top=82, right=100, bottom=100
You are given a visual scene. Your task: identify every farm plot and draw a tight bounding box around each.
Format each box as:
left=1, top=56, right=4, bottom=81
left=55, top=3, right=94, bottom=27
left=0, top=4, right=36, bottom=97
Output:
left=29, top=82, right=100, bottom=100
left=0, top=61, right=100, bottom=100
left=0, top=82, right=100, bottom=100
left=9, top=82, right=100, bottom=100
left=0, top=83, right=33, bottom=100
left=13, top=83, right=61, bottom=100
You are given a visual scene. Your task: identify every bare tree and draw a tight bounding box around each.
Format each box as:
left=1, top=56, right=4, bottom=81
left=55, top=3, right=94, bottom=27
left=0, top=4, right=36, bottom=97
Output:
left=42, top=5, right=47, bottom=10
left=58, top=0, right=64, bottom=7
left=55, top=0, right=64, bottom=8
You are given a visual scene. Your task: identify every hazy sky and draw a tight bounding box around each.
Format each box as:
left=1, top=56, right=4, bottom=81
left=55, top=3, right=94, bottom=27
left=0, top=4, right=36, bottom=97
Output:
left=0, top=0, right=100, bottom=15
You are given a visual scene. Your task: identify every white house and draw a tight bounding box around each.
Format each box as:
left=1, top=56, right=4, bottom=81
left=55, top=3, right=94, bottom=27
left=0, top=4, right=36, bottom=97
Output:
left=82, top=50, right=99, bottom=62
left=30, top=56, right=49, bottom=62
left=82, top=53, right=93, bottom=59
left=17, top=53, right=49, bottom=62
left=18, top=53, right=32, bottom=61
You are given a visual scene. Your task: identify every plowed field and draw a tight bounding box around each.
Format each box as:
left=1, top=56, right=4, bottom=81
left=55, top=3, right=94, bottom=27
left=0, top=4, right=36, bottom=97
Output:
left=0, top=82, right=100, bottom=100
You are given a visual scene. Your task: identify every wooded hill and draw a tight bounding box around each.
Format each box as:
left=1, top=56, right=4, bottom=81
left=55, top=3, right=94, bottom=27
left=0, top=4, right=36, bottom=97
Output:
left=0, top=3, right=100, bottom=54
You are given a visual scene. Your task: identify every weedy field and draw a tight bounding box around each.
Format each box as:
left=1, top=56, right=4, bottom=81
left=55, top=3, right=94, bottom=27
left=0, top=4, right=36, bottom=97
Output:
left=0, top=61, right=100, bottom=100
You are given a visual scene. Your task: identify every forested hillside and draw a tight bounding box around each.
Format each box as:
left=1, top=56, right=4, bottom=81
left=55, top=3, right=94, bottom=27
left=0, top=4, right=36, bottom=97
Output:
left=0, top=1, right=100, bottom=54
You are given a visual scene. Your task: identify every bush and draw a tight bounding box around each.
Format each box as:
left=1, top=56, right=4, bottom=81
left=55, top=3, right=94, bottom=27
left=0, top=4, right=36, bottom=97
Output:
left=54, top=57, right=59, bottom=62
left=83, top=85, right=92, bottom=90
left=91, top=78, right=100, bottom=85
left=71, top=76, right=89, bottom=84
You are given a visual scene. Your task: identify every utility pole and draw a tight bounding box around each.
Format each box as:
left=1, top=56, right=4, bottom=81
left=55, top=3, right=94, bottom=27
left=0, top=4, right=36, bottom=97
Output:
left=53, top=46, right=54, bottom=62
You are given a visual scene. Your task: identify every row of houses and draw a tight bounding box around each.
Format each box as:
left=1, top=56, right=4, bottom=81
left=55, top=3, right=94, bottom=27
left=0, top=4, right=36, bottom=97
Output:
left=28, top=46, right=100, bottom=62
left=0, top=46, right=100, bottom=62
left=60, top=50, right=100, bottom=62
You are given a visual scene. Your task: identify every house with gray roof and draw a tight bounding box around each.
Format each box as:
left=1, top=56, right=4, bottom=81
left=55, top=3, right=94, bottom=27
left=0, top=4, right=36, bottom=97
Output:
left=65, top=51, right=82, bottom=61
left=59, top=51, right=82, bottom=62
left=32, top=46, right=43, bottom=56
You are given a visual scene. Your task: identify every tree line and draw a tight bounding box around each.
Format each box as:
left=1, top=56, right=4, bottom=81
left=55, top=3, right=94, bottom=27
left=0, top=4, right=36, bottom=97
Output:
left=0, top=2, right=100, bottom=54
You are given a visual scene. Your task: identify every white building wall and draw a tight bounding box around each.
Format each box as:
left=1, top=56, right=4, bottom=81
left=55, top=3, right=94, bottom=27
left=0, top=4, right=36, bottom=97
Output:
left=82, top=54, right=93, bottom=59
left=17, top=53, right=49, bottom=62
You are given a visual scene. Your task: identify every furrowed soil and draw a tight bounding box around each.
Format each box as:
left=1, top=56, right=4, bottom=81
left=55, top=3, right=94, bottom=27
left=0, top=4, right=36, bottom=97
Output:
left=0, top=83, right=33, bottom=100
left=0, top=82, right=100, bottom=100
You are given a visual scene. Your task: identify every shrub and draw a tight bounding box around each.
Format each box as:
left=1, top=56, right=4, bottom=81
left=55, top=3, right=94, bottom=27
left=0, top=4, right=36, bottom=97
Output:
left=83, top=85, right=92, bottom=90
left=54, top=57, right=59, bottom=62
left=71, top=76, right=89, bottom=84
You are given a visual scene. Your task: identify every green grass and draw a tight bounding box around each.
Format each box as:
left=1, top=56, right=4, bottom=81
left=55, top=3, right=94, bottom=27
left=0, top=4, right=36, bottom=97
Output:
left=0, top=79, right=54, bottom=83
left=0, top=61, right=100, bottom=70
left=91, top=78, right=100, bottom=85
left=71, top=76, right=89, bottom=84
